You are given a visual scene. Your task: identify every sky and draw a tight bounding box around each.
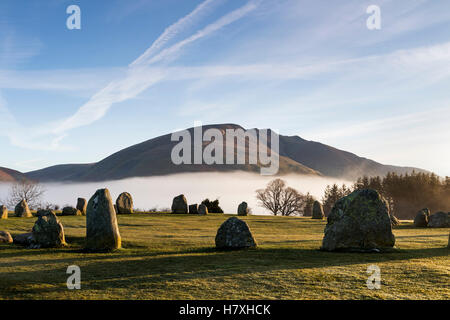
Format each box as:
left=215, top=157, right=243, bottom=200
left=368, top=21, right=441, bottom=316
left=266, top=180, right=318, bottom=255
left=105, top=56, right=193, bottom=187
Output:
left=0, top=0, right=450, bottom=176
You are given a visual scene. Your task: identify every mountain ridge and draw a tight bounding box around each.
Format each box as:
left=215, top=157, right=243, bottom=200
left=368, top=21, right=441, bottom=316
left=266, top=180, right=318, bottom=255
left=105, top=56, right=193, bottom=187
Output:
left=1, top=123, right=428, bottom=183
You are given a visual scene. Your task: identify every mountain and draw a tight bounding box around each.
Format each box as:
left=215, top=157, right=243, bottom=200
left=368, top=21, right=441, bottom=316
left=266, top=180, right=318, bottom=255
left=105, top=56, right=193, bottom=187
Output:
left=0, top=167, right=28, bottom=182
left=24, top=123, right=427, bottom=182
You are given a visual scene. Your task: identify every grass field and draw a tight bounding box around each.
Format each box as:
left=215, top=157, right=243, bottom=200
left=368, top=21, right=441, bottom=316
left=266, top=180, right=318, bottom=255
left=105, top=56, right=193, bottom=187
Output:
left=0, top=213, right=448, bottom=300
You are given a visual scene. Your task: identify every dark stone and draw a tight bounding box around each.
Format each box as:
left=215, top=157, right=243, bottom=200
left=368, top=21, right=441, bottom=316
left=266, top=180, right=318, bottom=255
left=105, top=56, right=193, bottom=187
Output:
left=414, top=208, right=430, bottom=227
left=32, top=211, right=66, bottom=248
left=76, top=198, right=87, bottom=216
left=86, top=189, right=121, bottom=251
left=189, top=204, right=198, bottom=214
left=428, top=212, right=450, bottom=228
left=237, top=202, right=249, bottom=216
left=116, top=192, right=133, bottom=214
left=215, top=217, right=257, bottom=249
left=62, top=206, right=81, bottom=216
left=15, top=200, right=32, bottom=218
left=321, top=189, right=395, bottom=251
left=198, top=204, right=208, bottom=215
left=0, top=231, right=13, bottom=243
left=171, top=194, right=188, bottom=214
left=312, top=201, right=325, bottom=219
left=13, top=233, right=34, bottom=246
left=0, top=205, right=8, bottom=219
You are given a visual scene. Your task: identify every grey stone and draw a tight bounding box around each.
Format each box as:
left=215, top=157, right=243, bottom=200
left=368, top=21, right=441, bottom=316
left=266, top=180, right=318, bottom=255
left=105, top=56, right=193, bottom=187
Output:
left=32, top=211, right=66, bottom=248
left=0, top=205, right=8, bottom=219
left=86, top=188, right=121, bottom=251
left=62, top=206, right=81, bottom=216
left=198, top=204, right=208, bottom=215
left=237, top=202, right=249, bottom=216
left=171, top=194, right=188, bottom=214
left=312, top=201, right=325, bottom=219
left=116, top=192, right=133, bottom=214
left=428, top=212, right=450, bottom=228
left=189, top=204, right=198, bottom=214
left=76, top=198, right=87, bottom=216
left=321, top=189, right=395, bottom=251
left=215, top=217, right=257, bottom=249
left=0, top=231, right=13, bottom=243
left=15, top=200, right=32, bottom=218
left=414, top=208, right=430, bottom=227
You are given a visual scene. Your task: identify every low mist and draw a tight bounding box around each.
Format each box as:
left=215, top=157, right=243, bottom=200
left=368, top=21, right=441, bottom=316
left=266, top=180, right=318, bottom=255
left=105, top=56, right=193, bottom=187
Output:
left=0, top=173, right=351, bottom=215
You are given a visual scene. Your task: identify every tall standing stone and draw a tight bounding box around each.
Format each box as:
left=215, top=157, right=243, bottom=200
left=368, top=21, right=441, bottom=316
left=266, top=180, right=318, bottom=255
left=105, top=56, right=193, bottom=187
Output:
left=171, top=194, right=188, bottom=214
left=237, top=202, right=249, bottom=216
left=116, top=192, right=134, bottom=214
left=76, top=198, right=87, bottom=216
left=15, top=200, right=32, bottom=218
left=86, top=189, right=121, bottom=251
left=198, top=204, right=208, bottom=215
left=0, top=205, right=8, bottom=219
left=321, top=189, right=395, bottom=251
left=312, top=201, right=325, bottom=219
left=215, top=217, right=257, bottom=249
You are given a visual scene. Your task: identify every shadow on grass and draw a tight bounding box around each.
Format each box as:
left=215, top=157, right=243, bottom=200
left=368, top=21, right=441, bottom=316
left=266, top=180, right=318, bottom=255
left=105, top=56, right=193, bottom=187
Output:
left=1, top=245, right=448, bottom=292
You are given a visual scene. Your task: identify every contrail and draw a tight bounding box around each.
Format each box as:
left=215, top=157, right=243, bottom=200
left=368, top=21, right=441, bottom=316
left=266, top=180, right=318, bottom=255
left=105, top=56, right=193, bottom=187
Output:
left=131, top=0, right=219, bottom=67
left=52, top=1, right=259, bottom=135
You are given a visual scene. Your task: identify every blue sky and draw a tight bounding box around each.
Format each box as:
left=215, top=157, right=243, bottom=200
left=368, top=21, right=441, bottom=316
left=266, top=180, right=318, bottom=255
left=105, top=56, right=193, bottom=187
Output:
left=1, top=0, right=450, bottom=176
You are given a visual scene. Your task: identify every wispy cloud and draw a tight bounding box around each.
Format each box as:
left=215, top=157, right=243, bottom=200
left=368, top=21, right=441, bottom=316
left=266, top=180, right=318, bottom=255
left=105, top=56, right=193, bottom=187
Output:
left=51, top=0, right=259, bottom=135
left=0, top=0, right=260, bottom=149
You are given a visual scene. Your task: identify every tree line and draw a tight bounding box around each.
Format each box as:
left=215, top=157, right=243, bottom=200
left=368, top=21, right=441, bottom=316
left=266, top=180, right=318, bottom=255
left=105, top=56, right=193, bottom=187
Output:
left=256, top=171, right=450, bottom=219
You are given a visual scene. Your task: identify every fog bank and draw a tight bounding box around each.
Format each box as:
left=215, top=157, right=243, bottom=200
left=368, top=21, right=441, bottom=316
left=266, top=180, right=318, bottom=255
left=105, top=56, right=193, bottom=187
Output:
left=0, top=173, right=351, bottom=215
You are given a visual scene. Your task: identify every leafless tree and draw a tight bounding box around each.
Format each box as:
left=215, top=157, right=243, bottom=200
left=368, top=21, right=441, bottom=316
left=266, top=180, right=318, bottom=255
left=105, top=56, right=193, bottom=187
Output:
left=6, top=179, right=46, bottom=209
left=256, top=179, right=306, bottom=216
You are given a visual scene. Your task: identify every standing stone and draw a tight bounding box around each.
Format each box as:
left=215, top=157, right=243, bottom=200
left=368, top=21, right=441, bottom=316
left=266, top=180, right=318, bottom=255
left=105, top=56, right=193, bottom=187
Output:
left=62, top=206, right=81, bottom=216
left=448, top=233, right=450, bottom=248
left=32, top=211, right=66, bottom=248
left=237, top=202, right=249, bottom=216
left=116, top=192, right=134, bottom=214
left=312, top=201, right=325, bottom=219
left=15, top=200, right=32, bottom=218
left=189, top=204, right=198, bottom=214
left=171, top=194, right=188, bottom=214
left=86, top=189, right=121, bottom=251
left=414, top=208, right=430, bottom=227
left=428, top=212, right=450, bottom=228
left=215, top=217, right=257, bottom=249
left=321, top=189, right=395, bottom=251
left=198, top=204, right=208, bottom=215
left=0, top=205, right=8, bottom=219
left=76, top=198, right=87, bottom=216
left=0, top=231, right=13, bottom=243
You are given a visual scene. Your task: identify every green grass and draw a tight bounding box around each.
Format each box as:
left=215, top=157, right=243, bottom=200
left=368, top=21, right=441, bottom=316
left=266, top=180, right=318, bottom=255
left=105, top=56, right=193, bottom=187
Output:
left=0, top=214, right=448, bottom=300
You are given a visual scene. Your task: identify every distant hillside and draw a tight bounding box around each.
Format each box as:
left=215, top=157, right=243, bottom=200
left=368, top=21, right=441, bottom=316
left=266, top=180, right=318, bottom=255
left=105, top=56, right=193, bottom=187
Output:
left=24, top=123, right=428, bottom=182
left=0, top=167, right=28, bottom=182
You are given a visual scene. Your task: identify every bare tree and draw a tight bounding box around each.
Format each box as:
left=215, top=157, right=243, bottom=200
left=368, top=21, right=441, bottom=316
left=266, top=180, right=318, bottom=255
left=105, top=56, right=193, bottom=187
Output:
left=6, top=179, right=46, bottom=209
left=256, top=179, right=306, bottom=216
